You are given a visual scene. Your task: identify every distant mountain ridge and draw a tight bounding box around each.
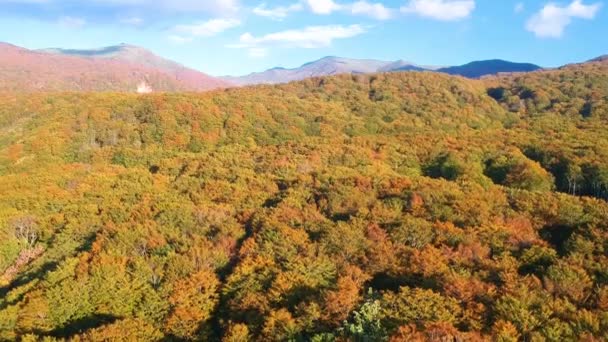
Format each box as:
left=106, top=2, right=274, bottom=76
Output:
left=436, top=59, right=542, bottom=78
left=588, top=55, right=608, bottom=63
left=0, top=42, right=230, bottom=92
left=224, top=57, right=543, bottom=86
left=2, top=41, right=605, bottom=91
left=222, top=56, right=429, bottom=86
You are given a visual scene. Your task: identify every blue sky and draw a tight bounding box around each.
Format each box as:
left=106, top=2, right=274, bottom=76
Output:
left=0, top=0, right=606, bottom=76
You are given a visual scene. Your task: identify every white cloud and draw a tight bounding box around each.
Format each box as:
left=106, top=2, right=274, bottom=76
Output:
left=351, top=1, right=392, bottom=20
left=4, top=0, right=239, bottom=11
left=173, top=18, right=241, bottom=37
left=515, top=2, right=524, bottom=13
left=526, top=0, right=601, bottom=38
left=253, top=3, right=303, bottom=20
left=302, top=0, right=393, bottom=20
left=58, top=16, right=86, bottom=28
left=401, top=0, right=475, bottom=21
left=168, top=35, right=193, bottom=44
left=92, top=0, right=240, bottom=14
left=307, top=0, right=342, bottom=14
left=230, top=24, right=366, bottom=50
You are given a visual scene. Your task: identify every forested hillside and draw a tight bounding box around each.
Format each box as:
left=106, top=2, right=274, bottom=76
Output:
left=0, top=60, right=607, bottom=341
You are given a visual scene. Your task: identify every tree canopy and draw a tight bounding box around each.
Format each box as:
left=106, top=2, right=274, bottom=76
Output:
left=1, top=60, right=608, bottom=340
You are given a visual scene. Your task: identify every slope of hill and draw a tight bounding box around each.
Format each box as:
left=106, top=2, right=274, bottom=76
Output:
left=0, top=42, right=230, bottom=92
left=437, top=59, right=542, bottom=78
left=1, top=60, right=608, bottom=340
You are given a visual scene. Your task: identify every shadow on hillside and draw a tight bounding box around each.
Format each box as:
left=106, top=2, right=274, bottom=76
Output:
left=540, top=224, right=576, bottom=256
left=41, top=314, right=120, bottom=339
left=367, top=272, right=442, bottom=293
left=0, top=231, right=98, bottom=311
left=0, top=260, right=59, bottom=311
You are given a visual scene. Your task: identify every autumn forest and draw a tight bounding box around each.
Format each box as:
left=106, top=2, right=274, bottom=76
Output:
left=1, top=59, right=608, bottom=341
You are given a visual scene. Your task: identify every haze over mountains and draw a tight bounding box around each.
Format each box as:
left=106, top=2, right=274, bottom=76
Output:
left=0, top=43, right=229, bottom=92
left=4, top=41, right=606, bottom=92
left=221, top=57, right=436, bottom=86
left=223, top=56, right=543, bottom=86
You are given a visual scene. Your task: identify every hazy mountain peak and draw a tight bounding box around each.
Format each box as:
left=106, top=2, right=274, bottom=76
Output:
left=222, top=56, right=399, bottom=86
left=379, top=60, right=427, bottom=72
left=36, top=43, right=232, bottom=89
left=316, top=56, right=342, bottom=62
left=301, top=56, right=346, bottom=67
left=0, top=42, right=231, bottom=92
left=589, top=55, right=608, bottom=63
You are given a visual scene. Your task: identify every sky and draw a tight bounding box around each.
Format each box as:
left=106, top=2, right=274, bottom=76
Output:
left=0, top=0, right=606, bottom=76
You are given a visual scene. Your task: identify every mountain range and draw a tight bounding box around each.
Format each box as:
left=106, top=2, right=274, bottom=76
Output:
left=222, top=57, right=542, bottom=86
left=221, top=57, right=437, bottom=85
left=2, top=42, right=604, bottom=92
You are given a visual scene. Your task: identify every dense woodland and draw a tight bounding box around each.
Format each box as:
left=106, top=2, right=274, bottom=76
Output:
left=0, top=59, right=608, bottom=341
